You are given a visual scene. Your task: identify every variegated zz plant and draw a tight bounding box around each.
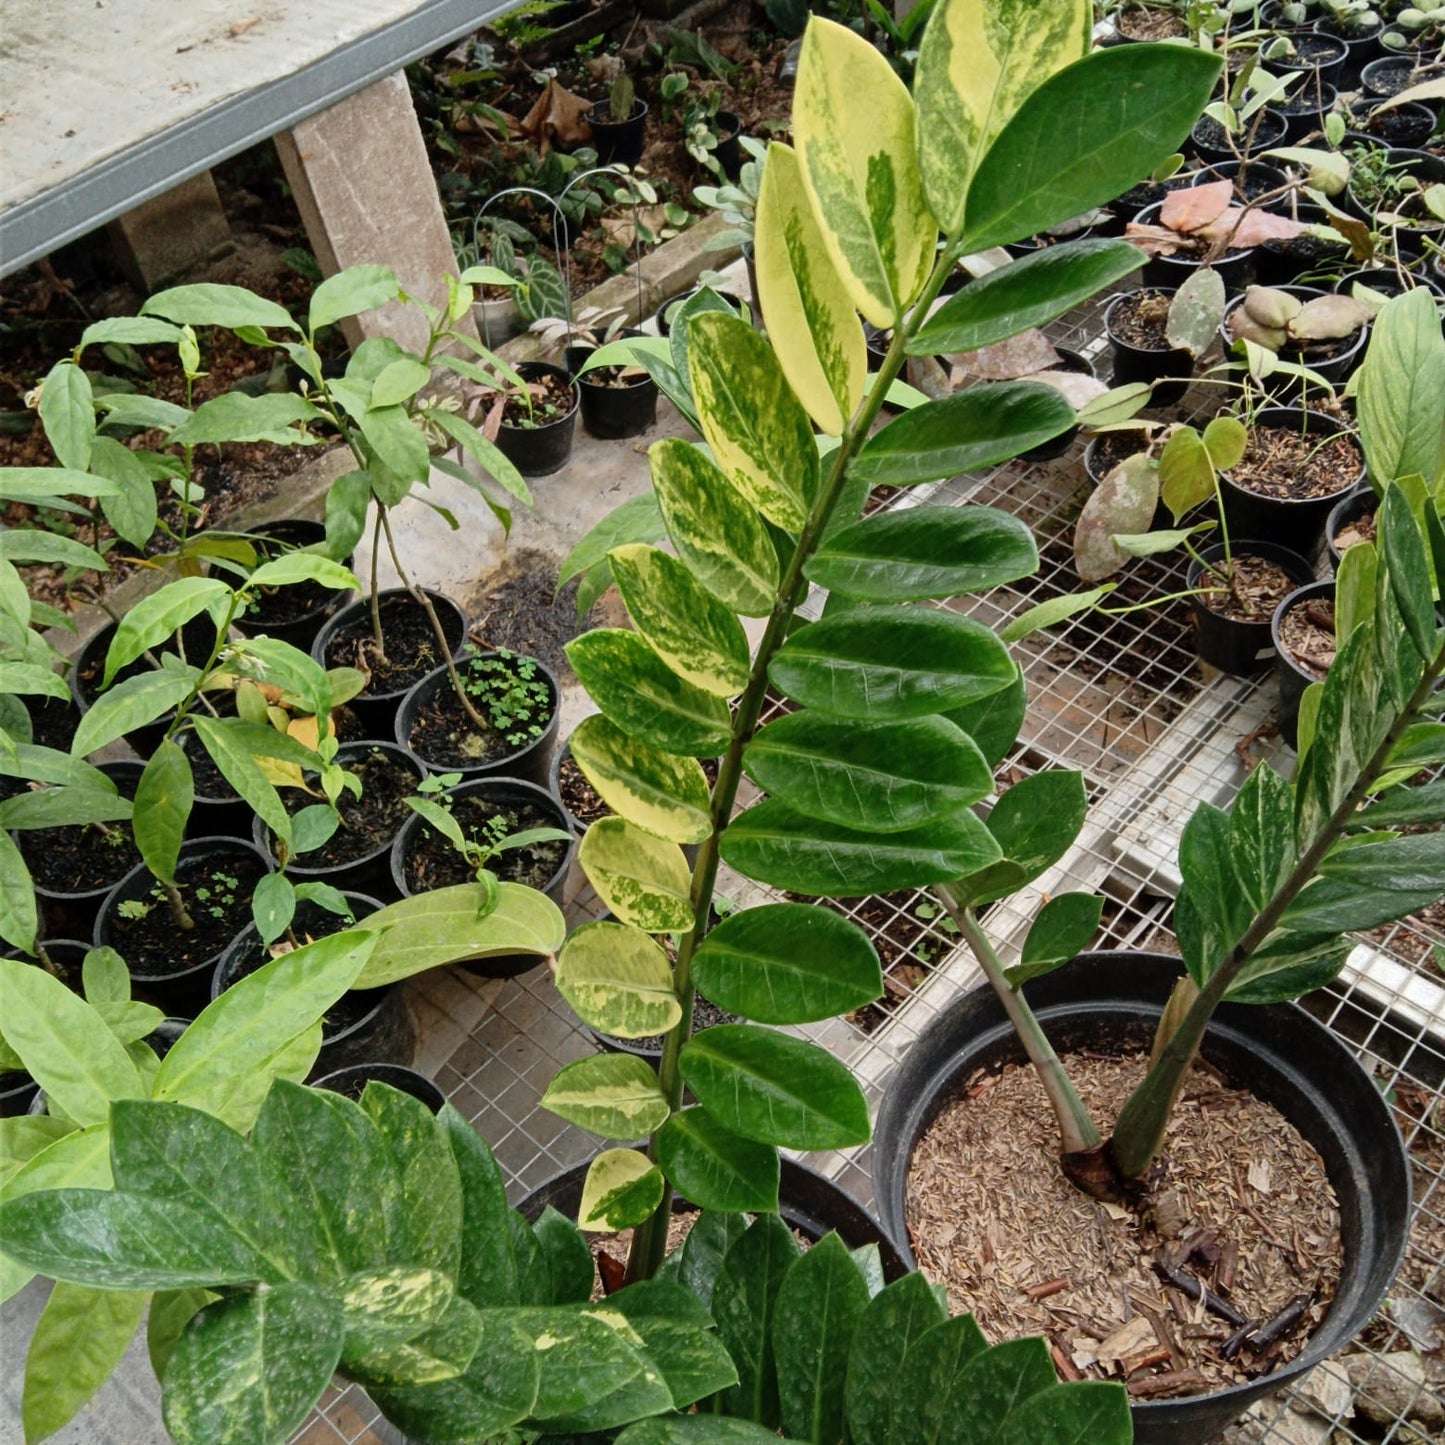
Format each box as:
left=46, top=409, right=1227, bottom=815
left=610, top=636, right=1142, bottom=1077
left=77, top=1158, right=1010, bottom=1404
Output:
left=545, top=0, right=1221, bottom=1260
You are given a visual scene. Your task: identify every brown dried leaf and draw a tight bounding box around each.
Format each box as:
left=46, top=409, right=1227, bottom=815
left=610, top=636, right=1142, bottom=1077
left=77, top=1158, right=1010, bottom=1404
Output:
left=1075, top=453, right=1162, bottom=583
left=1288, top=294, right=1367, bottom=341
left=1022, top=369, right=1110, bottom=409
left=519, top=79, right=594, bottom=155
left=948, top=329, right=1061, bottom=381
left=1161, top=180, right=1232, bottom=234
left=1123, top=223, right=1189, bottom=258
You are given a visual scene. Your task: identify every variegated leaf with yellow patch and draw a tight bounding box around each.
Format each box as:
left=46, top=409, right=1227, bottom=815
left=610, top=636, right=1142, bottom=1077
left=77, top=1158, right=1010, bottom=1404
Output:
left=648, top=438, right=778, bottom=617
left=554, top=920, right=682, bottom=1037
left=578, top=1149, right=666, bottom=1232
left=579, top=817, right=694, bottom=933
left=755, top=142, right=866, bottom=435
left=542, top=1054, right=672, bottom=1140
left=792, top=17, right=936, bottom=327
left=914, top=0, right=1091, bottom=237
left=608, top=544, right=751, bottom=699
left=688, top=314, right=818, bottom=532
left=257, top=713, right=332, bottom=790
left=569, top=714, right=712, bottom=845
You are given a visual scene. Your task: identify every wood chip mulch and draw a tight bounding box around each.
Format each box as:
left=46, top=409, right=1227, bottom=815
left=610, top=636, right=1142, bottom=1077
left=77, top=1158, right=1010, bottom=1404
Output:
left=907, top=1051, right=1341, bottom=1399
left=1227, top=425, right=1363, bottom=501
left=1277, top=597, right=1336, bottom=679
left=1196, top=553, right=1299, bottom=624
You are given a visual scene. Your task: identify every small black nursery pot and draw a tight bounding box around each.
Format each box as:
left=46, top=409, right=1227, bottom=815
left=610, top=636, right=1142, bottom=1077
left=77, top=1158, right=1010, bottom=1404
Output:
left=1272, top=580, right=1336, bottom=749
left=233, top=518, right=355, bottom=652
left=1104, top=289, right=1196, bottom=406
left=1186, top=540, right=1316, bottom=675
left=495, top=362, right=579, bottom=478
left=586, top=97, right=648, bottom=166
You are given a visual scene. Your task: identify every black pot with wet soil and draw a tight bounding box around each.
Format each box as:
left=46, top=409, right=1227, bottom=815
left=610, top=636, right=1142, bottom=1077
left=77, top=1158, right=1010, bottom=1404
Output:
left=314, top=1062, right=445, bottom=1113
left=1189, top=108, right=1287, bottom=166
left=256, top=740, right=426, bottom=903
left=496, top=362, right=579, bottom=478
left=1272, top=580, right=1336, bottom=748
left=1186, top=539, right=1316, bottom=674
left=1251, top=200, right=1350, bottom=288
left=232, top=518, right=355, bottom=652
left=1218, top=406, right=1367, bottom=555
left=213, top=892, right=415, bottom=1077
left=312, top=589, right=469, bottom=734
left=398, top=650, right=560, bottom=788
left=1315, top=13, right=1386, bottom=87
left=1344, top=98, right=1436, bottom=149
left=586, top=97, right=648, bottom=166
left=22, top=759, right=143, bottom=942
left=390, top=776, right=573, bottom=977
left=1191, top=159, right=1288, bottom=203
left=1104, top=289, right=1196, bottom=406
left=870, top=950, right=1409, bottom=1445
left=94, top=836, right=271, bottom=1015
left=565, top=338, right=659, bottom=440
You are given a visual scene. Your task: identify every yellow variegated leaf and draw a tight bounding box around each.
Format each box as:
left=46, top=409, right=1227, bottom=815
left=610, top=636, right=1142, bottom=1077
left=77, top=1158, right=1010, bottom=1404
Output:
left=756, top=143, right=866, bottom=435
left=570, top=714, right=713, bottom=845
left=578, top=1148, right=665, bottom=1232
left=542, top=1054, right=671, bottom=1140
left=688, top=313, right=818, bottom=532
left=608, top=544, right=751, bottom=698
left=792, top=16, right=936, bottom=327
left=579, top=817, right=694, bottom=933
left=914, top=0, right=1091, bottom=237
left=555, top=920, right=682, bottom=1037
left=649, top=439, right=778, bottom=617
left=257, top=714, right=331, bottom=789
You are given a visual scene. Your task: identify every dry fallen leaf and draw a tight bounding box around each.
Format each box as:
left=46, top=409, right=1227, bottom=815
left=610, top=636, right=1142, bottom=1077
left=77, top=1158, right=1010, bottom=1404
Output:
left=519, top=79, right=593, bottom=155
left=1247, top=1158, right=1273, bottom=1194
left=1123, top=222, right=1189, bottom=257
left=1196, top=207, right=1307, bottom=248
left=948, top=329, right=1061, bottom=381
left=1161, top=179, right=1232, bottom=234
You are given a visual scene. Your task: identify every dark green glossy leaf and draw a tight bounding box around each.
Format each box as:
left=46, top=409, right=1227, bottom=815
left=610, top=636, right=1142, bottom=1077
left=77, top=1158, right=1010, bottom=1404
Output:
left=348, top=1293, right=482, bottom=1387
left=658, top=1109, right=780, bottom=1212
left=713, top=1214, right=800, bottom=1425
left=774, top=1232, right=870, bottom=1445
left=941, top=1336, right=1056, bottom=1445
left=1381, top=484, right=1437, bottom=661
left=805, top=505, right=1038, bottom=601
left=853, top=383, right=1077, bottom=486
left=942, top=665, right=1026, bottom=769
left=673, top=1209, right=750, bottom=1311
left=845, top=1272, right=948, bottom=1445
left=1006, top=893, right=1104, bottom=987
left=692, top=903, right=882, bottom=1025
left=681, top=1025, right=870, bottom=1149
left=439, top=1106, right=519, bottom=1309
left=161, top=1283, right=343, bottom=1445
left=602, top=1279, right=740, bottom=1408
left=998, top=1380, right=1132, bottom=1445
left=1229, top=761, right=1296, bottom=913
left=1283, top=832, right=1445, bottom=933
left=771, top=606, right=1016, bottom=720
left=720, top=797, right=1001, bottom=896
left=911, top=241, right=1145, bottom=355
left=568, top=628, right=733, bottom=757
left=615, top=1418, right=783, bottom=1445
left=1177, top=802, right=1252, bottom=987
left=744, top=712, right=993, bottom=833
left=1222, top=933, right=1353, bottom=1004
left=954, top=769, right=1089, bottom=907
left=961, top=46, right=1223, bottom=252
left=891, top=1314, right=989, bottom=1445
left=1353, top=779, right=1445, bottom=829
left=534, top=1205, right=595, bottom=1304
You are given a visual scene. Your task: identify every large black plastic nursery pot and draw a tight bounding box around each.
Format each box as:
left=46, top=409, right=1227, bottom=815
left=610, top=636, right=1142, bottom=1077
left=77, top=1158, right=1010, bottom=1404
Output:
left=518, top=1155, right=909, bottom=1284
left=1103, top=291, right=1194, bottom=406
left=1186, top=539, right=1315, bottom=675
left=231, top=518, right=354, bottom=651
left=871, top=952, right=1410, bottom=1445
left=313, top=588, right=469, bottom=734
left=314, top=1062, right=445, bottom=1114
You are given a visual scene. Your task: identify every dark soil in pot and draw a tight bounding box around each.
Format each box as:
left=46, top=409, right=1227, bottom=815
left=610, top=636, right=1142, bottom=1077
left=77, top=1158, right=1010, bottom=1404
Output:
left=1187, top=540, right=1316, bottom=674
left=1315, top=14, right=1385, bottom=87
left=1362, top=55, right=1419, bottom=99
left=1252, top=201, right=1350, bottom=288
left=260, top=741, right=423, bottom=902
left=96, top=837, right=270, bottom=1013
left=571, top=352, right=658, bottom=440
left=1219, top=407, right=1366, bottom=550
left=400, top=650, right=559, bottom=787
left=495, top=362, right=578, bottom=477
left=1191, top=159, right=1288, bottom=202
left=1105, top=289, right=1195, bottom=406
left=871, top=951, right=1410, bottom=1445
left=1115, top=6, right=1188, bottom=42
left=214, top=893, right=415, bottom=1074
left=314, top=589, right=468, bottom=719
left=1190, top=109, right=1287, bottom=166
left=1272, top=580, right=1336, bottom=748
left=1345, top=98, right=1435, bottom=148
left=22, top=759, right=143, bottom=940
left=1282, top=30, right=1349, bottom=86
left=554, top=748, right=613, bottom=836
left=585, top=97, right=648, bottom=166
left=314, top=1062, right=444, bottom=1113
left=1277, top=78, right=1338, bottom=142
left=232, top=518, right=353, bottom=650
left=1346, top=148, right=1445, bottom=239
left=22, top=693, right=80, bottom=756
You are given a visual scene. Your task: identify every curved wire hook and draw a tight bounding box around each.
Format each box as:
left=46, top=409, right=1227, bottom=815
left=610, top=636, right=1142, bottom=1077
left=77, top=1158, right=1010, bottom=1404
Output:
left=472, top=184, right=569, bottom=350
left=558, top=162, right=645, bottom=343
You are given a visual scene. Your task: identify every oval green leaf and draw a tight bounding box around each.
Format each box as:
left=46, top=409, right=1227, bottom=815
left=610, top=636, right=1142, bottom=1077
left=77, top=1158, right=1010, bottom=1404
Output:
left=852, top=382, right=1077, bottom=486
left=554, top=920, right=682, bottom=1038
left=542, top=1055, right=672, bottom=1140
left=580, top=816, right=694, bottom=933
left=568, top=714, right=713, bottom=845
left=579, top=1148, right=667, bottom=1232
left=680, top=1025, right=870, bottom=1149
left=102, top=577, right=229, bottom=687
left=720, top=798, right=1001, bottom=896
left=744, top=712, right=993, bottom=833
left=805, top=505, right=1038, bottom=600
left=771, top=606, right=1016, bottom=720
left=658, top=1109, right=780, bottom=1213
left=567, top=629, right=733, bottom=758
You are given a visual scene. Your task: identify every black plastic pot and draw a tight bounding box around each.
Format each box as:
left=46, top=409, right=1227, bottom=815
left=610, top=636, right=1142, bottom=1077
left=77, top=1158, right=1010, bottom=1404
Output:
left=1271, top=579, right=1335, bottom=749
left=1277, top=78, right=1338, bottom=143
left=1190, top=159, right=1288, bottom=202
left=1190, top=108, right=1287, bottom=166
left=312, top=589, right=469, bottom=735
left=213, top=892, right=414, bottom=1076
left=1285, top=30, right=1349, bottom=87
left=1333, top=267, right=1444, bottom=304
left=1221, top=287, right=1370, bottom=398
left=1344, top=97, right=1436, bottom=149
left=1252, top=200, right=1350, bottom=288
left=1108, top=176, right=1191, bottom=227
left=4, top=939, right=90, bottom=994
left=390, top=775, right=573, bottom=978
left=0, top=1070, right=39, bottom=1118
left=518, top=1154, right=908, bottom=1282
left=314, top=1062, right=444, bottom=1114
left=713, top=110, right=743, bottom=179
left=232, top=518, right=355, bottom=652
left=871, top=951, right=1410, bottom=1445
left=1134, top=203, right=1255, bottom=296
left=1361, top=55, right=1417, bottom=100
left=23, top=760, right=143, bottom=943
left=175, top=727, right=254, bottom=841
left=1218, top=406, right=1366, bottom=554
left=255, top=740, right=426, bottom=903
left=95, top=836, right=272, bottom=1016
left=587, top=97, right=648, bottom=166
left=1018, top=348, right=1094, bottom=461
left=1186, top=539, right=1316, bottom=674
left=1104, top=290, right=1195, bottom=406
left=1346, top=148, right=1445, bottom=246
left=397, top=652, right=560, bottom=787
left=654, top=286, right=701, bottom=337
left=1325, top=482, right=1378, bottom=572
left=495, top=362, right=578, bottom=478
left=549, top=739, right=603, bottom=840
left=566, top=334, right=659, bottom=440
left=1315, top=14, right=1385, bottom=87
